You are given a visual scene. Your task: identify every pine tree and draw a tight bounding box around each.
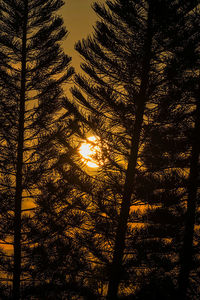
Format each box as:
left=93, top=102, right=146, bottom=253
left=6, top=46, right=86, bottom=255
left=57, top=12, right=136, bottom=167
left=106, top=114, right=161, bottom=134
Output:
left=172, top=8, right=200, bottom=299
left=139, top=3, right=200, bottom=298
left=0, top=0, right=74, bottom=298
left=22, top=123, right=99, bottom=299
left=71, top=0, right=199, bottom=298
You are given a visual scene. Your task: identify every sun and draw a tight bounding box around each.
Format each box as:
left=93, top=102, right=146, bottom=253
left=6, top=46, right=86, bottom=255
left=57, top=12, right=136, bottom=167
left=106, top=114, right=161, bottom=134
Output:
left=79, top=136, right=103, bottom=168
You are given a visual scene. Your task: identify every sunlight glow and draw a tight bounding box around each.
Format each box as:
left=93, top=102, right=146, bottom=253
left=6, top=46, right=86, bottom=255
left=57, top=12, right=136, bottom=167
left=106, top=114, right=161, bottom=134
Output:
left=79, top=136, right=102, bottom=168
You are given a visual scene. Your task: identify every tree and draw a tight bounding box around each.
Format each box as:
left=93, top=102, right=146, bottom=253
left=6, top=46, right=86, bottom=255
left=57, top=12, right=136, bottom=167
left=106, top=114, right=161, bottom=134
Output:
left=22, top=124, right=100, bottom=299
left=172, top=8, right=200, bottom=299
left=140, top=4, right=200, bottom=298
left=0, top=0, right=74, bottom=298
left=71, top=0, right=199, bottom=298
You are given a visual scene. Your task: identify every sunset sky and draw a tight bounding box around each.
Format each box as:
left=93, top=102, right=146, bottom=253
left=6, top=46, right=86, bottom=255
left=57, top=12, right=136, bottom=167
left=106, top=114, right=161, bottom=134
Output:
left=61, top=0, right=105, bottom=71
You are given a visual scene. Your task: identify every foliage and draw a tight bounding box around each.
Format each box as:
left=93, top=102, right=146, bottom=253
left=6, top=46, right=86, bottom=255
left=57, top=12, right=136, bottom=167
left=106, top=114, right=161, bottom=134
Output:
left=0, top=0, right=74, bottom=297
left=71, top=0, right=200, bottom=298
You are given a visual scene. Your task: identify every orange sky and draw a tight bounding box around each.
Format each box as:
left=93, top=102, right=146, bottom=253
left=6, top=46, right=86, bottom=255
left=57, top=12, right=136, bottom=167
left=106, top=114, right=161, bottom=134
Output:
left=61, top=0, right=105, bottom=72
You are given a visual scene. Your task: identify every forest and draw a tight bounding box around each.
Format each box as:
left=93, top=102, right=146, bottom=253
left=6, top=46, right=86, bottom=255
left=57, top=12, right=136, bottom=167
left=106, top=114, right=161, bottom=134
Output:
left=0, top=0, right=200, bottom=299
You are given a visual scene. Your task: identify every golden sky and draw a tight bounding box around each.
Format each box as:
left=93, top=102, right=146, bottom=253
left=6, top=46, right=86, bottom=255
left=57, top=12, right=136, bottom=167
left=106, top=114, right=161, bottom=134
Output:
left=61, top=0, right=105, bottom=72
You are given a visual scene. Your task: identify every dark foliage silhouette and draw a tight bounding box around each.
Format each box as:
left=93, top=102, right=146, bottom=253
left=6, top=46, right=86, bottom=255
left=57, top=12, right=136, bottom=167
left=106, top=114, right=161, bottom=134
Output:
left=0, top=0, right=73, bottom=298
left=72, top=0, right=200, bottom=299
left=0, top=0, right=199, bottom=299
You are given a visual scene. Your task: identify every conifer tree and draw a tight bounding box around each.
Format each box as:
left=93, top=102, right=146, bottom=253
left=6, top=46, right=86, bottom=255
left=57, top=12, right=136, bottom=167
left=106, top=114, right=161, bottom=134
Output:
left=0, top=0, right=74, bottom=298
left=22, top=123, right=99, bottom=299
left=139, top=3, right=200, bottom=299
left=71, top=0, right=199, bottom=298
left=173, top=10, right=200, bottom=300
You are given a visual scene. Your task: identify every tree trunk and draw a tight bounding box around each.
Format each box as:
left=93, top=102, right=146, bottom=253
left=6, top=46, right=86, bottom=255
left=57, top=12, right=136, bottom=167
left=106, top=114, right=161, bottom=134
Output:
left=178, top=89, right=200, bottom=299
left=106, top=6, right=153, bottom=300
left=13, top=1, right=28, bottom=299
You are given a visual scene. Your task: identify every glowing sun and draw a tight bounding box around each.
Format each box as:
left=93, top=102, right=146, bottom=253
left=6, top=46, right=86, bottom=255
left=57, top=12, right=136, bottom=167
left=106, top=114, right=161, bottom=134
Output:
left=79, top=136, right=103, bottom=168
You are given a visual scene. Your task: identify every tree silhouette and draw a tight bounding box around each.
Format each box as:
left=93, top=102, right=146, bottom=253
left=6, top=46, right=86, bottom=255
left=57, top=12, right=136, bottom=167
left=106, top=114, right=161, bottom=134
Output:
left=1, top=0, right=199, bottom=299
left=171, top=10, right=200, bottom=299
left=71, top=0, right=199, bottom=298
left=22, top=123, right=100, bottom=299
left=140, top=3, right=200, bottom=298
left=0, top=0, right=73, bottom=298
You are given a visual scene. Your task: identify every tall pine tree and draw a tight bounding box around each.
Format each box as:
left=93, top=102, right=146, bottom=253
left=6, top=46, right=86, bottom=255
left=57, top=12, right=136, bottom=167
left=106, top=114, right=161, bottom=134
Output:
left=0, top=0, right=74, bottom=298
left=71, top=0, right=199, bottom=298
left=139, top=3, right=200, bottom=298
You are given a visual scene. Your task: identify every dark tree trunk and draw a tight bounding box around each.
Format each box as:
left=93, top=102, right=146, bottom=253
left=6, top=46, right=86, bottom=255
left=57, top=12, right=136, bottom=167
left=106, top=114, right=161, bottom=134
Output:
left=13, top=1, right=28, bottom=299
left=106, top=6, right=153, bottom=300
left=178, top=90, right=200, bottom=300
